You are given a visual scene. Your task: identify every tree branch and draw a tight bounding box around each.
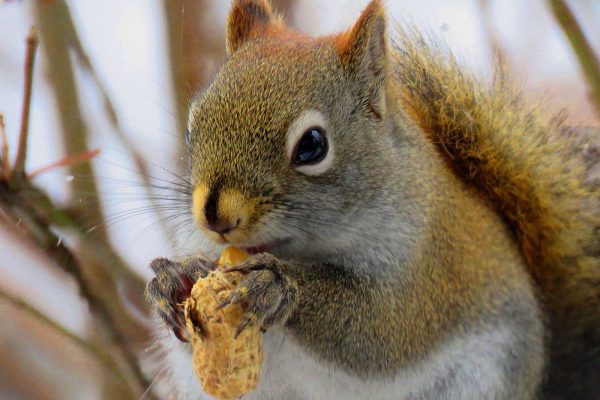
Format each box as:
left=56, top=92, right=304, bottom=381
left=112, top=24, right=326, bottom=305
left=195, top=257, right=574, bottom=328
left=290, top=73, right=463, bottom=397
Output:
left=162, top=0, right=193, bottom=141
left=13, top=27, right=38, bottom=180
left=28, top=148, right=101, bottom=178
left=477, top=0, right=509, bottom=71
left=0, top=114, right=10, bottom=180
left=0, top=287, right=130, bottom=390
left=65, top=14, right=177, bottom=249
left=34, top=1, right=152, bottom=296
left=0, top=181, right=148, bottom=399
left=548, top=0, right=600, bottom=118
left=0, top=6, right=158, bottom=397
left=34, top=0, right=149, bottom=301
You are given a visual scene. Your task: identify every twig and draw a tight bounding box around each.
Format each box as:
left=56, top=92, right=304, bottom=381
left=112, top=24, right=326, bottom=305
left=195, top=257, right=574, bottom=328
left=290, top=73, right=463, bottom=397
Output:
left=0, top=345, right=58, bottom=400
left=34, top=0, right=148, bottom=299
left=0, top=287, right=131, bottom=390
left=548, top=0, right=600, bottom=118
left=9, top=6, right=155, bottom=397
left=162, top=0, right=192, bottom=142
left=69, top=34, right=150, bottom=173
left=34, top=0, right=154, bottom=294
left=68, top=26, right=178, bottom=249
left=2, top=155, right=155, bottom=399
left=0, top=183, right=147, bottom=400
left=477, top=0, right=508, bottom=71
left=13, top=27, right=38, bottom=180
left=28, top=148, right=101, bottom=178
left=0, top=114, right=10, bottom=180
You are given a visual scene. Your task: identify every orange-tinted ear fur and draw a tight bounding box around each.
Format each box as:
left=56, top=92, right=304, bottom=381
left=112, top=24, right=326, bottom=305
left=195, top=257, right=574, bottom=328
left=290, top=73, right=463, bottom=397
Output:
left=336, top=0, right=387, bottom=80
left=335, top=0, right=387, bottom=118
left=226, top=0, right=283, bottom=54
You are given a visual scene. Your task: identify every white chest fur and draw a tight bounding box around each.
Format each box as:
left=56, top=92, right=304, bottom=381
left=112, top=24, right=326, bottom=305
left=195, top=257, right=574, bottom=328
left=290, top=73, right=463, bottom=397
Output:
left=151, top=321, right=528, bottom=400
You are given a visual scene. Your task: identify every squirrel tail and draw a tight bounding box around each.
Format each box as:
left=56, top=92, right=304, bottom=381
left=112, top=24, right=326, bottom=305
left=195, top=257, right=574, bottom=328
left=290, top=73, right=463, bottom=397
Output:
left=391, top=28, right=600, bottom=397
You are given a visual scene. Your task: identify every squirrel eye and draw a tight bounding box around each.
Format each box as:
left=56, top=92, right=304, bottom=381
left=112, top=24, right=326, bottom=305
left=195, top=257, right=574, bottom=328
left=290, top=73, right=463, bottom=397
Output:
left=292, top=127, right=328, bottom=166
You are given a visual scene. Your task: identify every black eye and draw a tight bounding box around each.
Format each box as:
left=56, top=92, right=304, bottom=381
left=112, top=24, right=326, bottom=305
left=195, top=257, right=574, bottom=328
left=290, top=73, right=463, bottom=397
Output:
left=292, top=127, right=328, bottom=166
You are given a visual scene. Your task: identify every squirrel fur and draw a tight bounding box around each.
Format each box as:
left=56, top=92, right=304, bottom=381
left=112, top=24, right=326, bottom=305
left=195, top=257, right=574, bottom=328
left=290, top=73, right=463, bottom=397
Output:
left=393, top=27, right=600, bottom=397
left=145, top=1, right=600, bottom=399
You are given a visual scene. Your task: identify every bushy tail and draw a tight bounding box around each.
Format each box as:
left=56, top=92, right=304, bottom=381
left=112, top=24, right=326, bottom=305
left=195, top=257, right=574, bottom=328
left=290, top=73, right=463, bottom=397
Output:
left=391, top=28, right=600, bottom=398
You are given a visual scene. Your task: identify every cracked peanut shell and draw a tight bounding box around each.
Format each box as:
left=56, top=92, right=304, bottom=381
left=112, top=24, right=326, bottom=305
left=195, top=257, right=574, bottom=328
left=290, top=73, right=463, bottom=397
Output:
left=184, top=247, right=263, bottom=400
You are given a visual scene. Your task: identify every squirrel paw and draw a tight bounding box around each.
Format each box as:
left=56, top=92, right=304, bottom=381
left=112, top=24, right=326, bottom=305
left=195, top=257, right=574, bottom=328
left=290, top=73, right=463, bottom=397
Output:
left=218, top=253, right=298, bottom=337
left=145, top=256, right=215, bottom=342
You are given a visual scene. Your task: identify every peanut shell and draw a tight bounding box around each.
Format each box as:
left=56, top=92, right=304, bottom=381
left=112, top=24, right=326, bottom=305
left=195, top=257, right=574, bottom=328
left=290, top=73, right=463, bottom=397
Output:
left=184, top=247, right=262, bottom=400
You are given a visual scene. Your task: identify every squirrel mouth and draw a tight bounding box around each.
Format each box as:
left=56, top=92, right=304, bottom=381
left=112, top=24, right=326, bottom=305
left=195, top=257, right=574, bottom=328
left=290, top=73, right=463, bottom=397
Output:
left=241, top=238, right=290, bottom=255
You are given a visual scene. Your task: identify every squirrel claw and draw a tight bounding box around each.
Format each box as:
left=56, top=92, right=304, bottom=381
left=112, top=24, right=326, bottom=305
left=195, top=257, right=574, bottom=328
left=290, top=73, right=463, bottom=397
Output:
left=173, top=326, right=189, bottom=343
left=145, top=256, right=215, bottom=342
left=234, top=314, right=256, bottom=338
left=222, top=258, right=263, bottom=274
left=216, top=297, right=233, bottom=311
left=221, top=253, right=298, bottom=335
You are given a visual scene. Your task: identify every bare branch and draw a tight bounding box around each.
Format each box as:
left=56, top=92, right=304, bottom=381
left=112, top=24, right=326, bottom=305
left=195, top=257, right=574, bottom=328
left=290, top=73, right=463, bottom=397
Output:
left=34, top=0, right=148, bottom=301
left=65, top=20, right=177, bottom=248
left=162, top=0, right=226, bottom=132
left=477, top=0, right=508, bottom=71
left=162, top=0, right=193, bottom=139
left=548, top=0, right=600, bottom=118
left=34, top=0, right=157, bottom=295
left=0, top=287, right=132, bottom=391
left=13, top=27, right=38, bottom=179
left=69, top=32, right=149, bottom=174
left=6, top=2, right=163, bottom=395
left=0, top=114, right=10, bottom=180
left=0, top=182, right=147, bottom=399
left=28, top=148, right=101, bottom=178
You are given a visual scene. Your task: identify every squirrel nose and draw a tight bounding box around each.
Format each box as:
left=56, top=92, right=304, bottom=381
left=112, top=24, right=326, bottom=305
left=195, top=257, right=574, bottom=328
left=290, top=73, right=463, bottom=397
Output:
left=206, top=218, right=240, bottom=235
left=192, top=183, right=246, bottom=236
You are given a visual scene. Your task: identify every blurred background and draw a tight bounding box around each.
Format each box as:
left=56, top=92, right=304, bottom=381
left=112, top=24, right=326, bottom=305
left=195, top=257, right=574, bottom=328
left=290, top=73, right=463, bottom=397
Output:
left=0, top=0, right=598, bottom=399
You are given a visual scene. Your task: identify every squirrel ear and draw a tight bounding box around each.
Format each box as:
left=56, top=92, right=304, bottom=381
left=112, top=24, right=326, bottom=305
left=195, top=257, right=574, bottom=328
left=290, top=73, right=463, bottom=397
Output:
left=337, top=0, right=387, bottom=117
left=226, top=0, right=278, bottom=55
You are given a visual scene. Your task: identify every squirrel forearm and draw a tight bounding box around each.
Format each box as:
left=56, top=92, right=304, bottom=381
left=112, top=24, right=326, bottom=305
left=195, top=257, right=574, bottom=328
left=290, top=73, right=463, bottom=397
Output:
left=280, top=260, right=432, bottom=377
left=283, top=262, right=382, bottom=373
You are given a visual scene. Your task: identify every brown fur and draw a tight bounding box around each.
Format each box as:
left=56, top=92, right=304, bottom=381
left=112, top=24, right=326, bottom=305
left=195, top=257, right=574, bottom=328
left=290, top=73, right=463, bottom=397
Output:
left=213, top=0, right=600, bottom=394
left=391, top=28, right=600, bottom=397
left=226, top=0, right=302, bottom=55
left=151, top=1, right=599, bottom=398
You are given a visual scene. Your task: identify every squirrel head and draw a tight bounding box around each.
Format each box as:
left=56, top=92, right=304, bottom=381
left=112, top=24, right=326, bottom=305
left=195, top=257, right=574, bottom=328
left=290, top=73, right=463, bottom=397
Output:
left=188, top=0, right=394, bottom=258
